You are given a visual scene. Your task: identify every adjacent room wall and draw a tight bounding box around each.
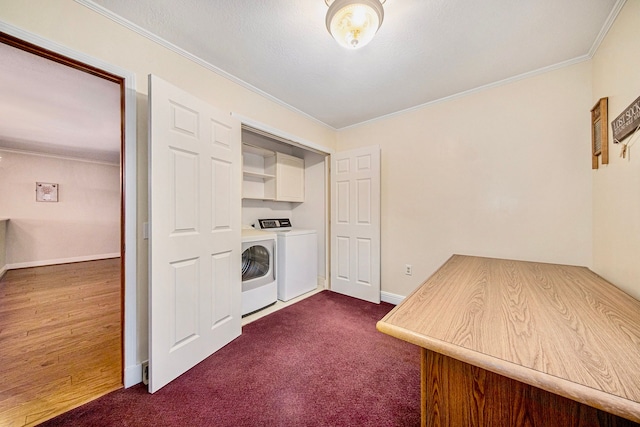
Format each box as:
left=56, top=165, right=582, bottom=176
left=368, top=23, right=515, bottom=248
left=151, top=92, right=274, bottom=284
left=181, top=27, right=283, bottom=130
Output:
left=0, top=149, right=120, bottom=268
left=591, top=0, right=640, bottom=300
left=336, top=62, right=593, bottom=298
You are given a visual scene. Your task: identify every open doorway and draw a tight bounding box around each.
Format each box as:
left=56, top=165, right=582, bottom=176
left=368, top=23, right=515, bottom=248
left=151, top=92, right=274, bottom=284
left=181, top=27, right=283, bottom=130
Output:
left=0, top=32, right=125, bottom=426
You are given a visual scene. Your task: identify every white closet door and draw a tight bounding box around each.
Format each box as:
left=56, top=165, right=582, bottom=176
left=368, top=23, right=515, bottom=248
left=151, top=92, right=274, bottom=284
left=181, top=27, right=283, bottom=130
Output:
left=148, top=75, right=241, bottom=393
left=330, top=146, right=381, bottom=303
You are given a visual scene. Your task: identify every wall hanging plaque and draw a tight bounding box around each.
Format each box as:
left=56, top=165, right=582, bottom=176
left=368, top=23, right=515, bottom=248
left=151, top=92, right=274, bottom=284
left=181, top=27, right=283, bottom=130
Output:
left=36, top=182, right=58, bottom=202
left=611, top=94, right=640, bottom=144
left=591, top=97, right=608, bottom=170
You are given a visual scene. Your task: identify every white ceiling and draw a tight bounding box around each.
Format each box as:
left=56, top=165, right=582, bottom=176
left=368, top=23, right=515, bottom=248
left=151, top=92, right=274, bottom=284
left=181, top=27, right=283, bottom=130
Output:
left=0, top=42, right=121, bottom=164
left=87, top=0, right=621, bottom=129
left=0, top=0, right=623, bottom=162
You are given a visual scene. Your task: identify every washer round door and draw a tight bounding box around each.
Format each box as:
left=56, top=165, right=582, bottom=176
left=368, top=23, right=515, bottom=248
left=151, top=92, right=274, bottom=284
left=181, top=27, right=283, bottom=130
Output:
left=242, top=244, right=272, bottom=283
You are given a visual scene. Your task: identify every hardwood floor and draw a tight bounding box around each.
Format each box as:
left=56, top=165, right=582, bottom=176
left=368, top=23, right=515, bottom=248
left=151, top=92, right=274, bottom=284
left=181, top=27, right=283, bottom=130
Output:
left=0, top=259, right=122, bottom=426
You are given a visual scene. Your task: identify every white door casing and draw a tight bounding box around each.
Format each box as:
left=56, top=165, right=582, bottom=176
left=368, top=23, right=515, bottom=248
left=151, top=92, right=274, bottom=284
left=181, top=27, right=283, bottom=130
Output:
left=330, top=146, right=381, bottom=303
left=148, top=75, right=241, bottom=393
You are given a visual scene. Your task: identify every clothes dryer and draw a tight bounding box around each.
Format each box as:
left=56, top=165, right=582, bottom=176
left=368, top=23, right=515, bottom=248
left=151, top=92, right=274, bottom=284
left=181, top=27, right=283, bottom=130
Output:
left=241, top=229, right=277, bottom=316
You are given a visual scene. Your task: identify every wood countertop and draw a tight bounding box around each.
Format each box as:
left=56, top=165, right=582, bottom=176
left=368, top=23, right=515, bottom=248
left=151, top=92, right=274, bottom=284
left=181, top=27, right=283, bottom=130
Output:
left=377, top=255, right=640, bottom=423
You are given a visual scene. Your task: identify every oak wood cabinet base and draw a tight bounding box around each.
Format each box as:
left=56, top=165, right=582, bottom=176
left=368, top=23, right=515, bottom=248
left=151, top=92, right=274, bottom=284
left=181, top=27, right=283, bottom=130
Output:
left=422, top=349, right=639, bottom=427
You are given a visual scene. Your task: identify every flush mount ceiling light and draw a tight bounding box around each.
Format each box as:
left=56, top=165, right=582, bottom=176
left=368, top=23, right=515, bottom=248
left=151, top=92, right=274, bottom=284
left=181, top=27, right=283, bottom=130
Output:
left=325, top=0, right=385, bottom=50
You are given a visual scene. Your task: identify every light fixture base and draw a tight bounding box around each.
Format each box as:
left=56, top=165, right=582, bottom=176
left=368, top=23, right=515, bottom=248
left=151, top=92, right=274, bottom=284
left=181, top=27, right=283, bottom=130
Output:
left=325, top=0, right=385, bottom=5
left=325, top=0, right=385, bottom=49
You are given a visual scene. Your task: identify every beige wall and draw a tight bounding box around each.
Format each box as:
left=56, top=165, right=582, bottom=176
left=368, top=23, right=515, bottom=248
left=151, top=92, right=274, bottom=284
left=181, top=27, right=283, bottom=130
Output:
left=591, top=0, right=640, bottom=300
left=337, top=63, right=593, bottom=297
left=0, top=150, right=120, bottom=266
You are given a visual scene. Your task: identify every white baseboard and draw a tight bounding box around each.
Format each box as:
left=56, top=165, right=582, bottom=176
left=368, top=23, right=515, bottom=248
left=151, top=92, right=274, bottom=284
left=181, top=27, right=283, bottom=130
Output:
left=124, top=363, right=142, bottom=388
left=381, top=291, right=405, bottom=305
left=6, top=253, right=120, bottom=270
left=0, top=265, right=7, bottom=280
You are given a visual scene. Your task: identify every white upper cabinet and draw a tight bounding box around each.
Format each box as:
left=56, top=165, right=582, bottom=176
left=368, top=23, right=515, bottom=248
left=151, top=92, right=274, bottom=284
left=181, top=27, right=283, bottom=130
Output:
left=242, top=144, right=304, bottom=202
left=275, top=152, right=305, bottom=202
left=242, top=144, right=276, bottom=200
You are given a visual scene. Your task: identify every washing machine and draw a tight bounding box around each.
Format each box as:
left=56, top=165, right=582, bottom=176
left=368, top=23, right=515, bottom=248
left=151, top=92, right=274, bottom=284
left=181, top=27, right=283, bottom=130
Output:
left=254, top=219, right=317, bottom=301
left=241, top=228, right=277, bottom=316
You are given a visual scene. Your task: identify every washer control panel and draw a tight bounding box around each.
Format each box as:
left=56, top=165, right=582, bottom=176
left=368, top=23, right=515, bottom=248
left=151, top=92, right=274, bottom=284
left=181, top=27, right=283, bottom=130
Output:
left=254, top=218, right=291, bottom=230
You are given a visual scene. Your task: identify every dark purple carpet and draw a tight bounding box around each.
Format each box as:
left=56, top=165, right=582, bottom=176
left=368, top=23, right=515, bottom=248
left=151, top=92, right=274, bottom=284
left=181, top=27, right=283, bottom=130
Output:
left=42, top=291, right=420, bottom=426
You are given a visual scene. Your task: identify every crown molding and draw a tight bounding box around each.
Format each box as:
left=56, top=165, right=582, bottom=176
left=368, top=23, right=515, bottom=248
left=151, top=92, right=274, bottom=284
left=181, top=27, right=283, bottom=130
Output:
left=588, top=0, right=626, bottom=58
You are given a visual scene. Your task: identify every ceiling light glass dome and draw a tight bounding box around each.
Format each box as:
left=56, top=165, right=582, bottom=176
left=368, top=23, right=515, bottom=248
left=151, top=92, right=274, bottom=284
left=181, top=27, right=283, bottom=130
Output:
left=325, top=0, right=385, bottom=49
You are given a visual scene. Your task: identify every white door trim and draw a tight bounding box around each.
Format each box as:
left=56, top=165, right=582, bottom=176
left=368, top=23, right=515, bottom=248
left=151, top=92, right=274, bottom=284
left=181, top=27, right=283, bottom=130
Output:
left=0, top=21, right=140, bottom=387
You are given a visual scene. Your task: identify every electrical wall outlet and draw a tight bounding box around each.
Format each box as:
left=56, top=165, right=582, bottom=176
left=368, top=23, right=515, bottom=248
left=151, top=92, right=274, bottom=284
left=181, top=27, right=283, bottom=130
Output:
left=405, top=264, right=412, bottom=275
